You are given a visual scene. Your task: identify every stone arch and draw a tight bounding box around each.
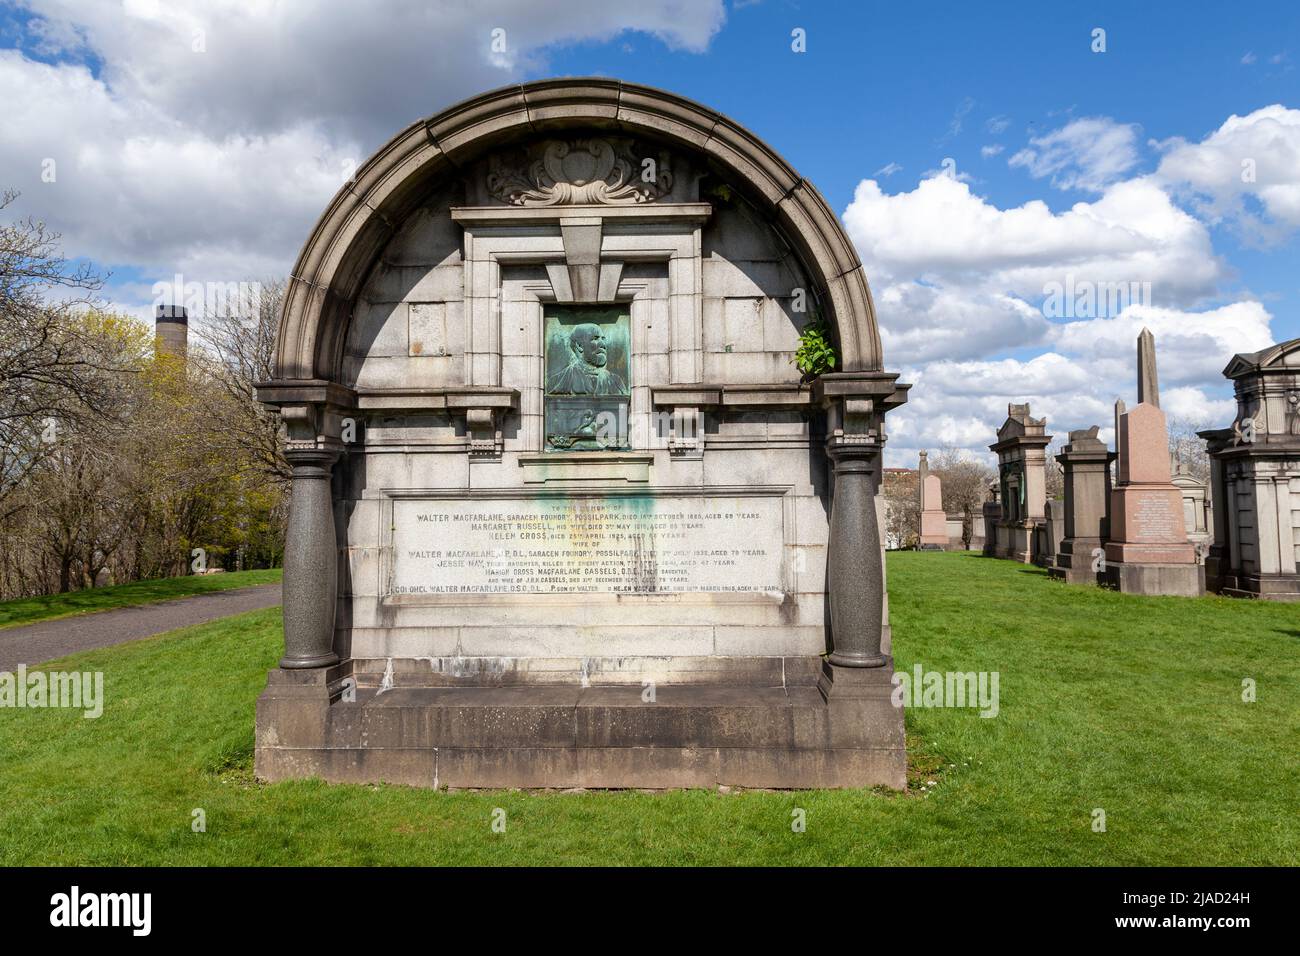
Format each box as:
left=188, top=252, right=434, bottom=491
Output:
left=271, top=77, right=883, bottom=383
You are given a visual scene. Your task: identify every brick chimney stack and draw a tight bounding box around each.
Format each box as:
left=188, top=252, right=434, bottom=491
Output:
left=155, top=304, right=188, bottom=360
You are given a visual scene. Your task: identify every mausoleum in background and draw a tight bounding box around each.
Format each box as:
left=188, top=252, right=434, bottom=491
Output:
left=254, top=79, right=910, bottom=789
left=1201, top=336, right=1300, bottom=601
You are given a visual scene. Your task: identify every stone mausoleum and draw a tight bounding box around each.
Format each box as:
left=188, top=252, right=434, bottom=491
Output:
left=1201, top=336, right=1300, bottom=600
left=988, top=404, right=1051, bottom=563
left=255, top=80, right=910, bottom=789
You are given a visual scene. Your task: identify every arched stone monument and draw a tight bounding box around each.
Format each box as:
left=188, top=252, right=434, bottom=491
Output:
left=254, top=79, right=910, bottom=789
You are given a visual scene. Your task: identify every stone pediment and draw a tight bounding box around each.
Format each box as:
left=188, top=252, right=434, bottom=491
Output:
left=996, top=402, right=1046, bottom=440
left=997, top=417, right=1027, bottom=439
left=1224, top=335, right=1300, bottom=379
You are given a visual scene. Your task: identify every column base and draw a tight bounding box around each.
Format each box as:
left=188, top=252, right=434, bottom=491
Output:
left=279, top=651, right=341, bottom=670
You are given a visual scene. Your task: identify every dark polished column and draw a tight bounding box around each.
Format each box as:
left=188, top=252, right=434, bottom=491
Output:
left=280, top=447, right=341, bottom=669
left=826, top=443, right=886, bottom=668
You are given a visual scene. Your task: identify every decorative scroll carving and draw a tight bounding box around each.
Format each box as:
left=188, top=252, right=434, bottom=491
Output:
left=487, top=137, right=672, bottom=206
left=1233, top=403, right=1265, bottom=445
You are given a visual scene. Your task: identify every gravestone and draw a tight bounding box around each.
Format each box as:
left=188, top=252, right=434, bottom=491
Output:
left=981, top=483, right=1001, bottom=556
left=946, top=515, right=972, bottom=550
left=1050, top=425, right=1114, bottom=585
left=989, top=404, right=1052, bottom=563
left=917, top=450, right=948, bottom=549
left=254, top=79, right=911, bottom=789
left=1103, top=329, right=1203, bottom=596
left=1200, top=335, right=1300, bottom=600
left=1039, top=499, right=1065, bottom=568
left=1170, top=456, right=1211, bottom=557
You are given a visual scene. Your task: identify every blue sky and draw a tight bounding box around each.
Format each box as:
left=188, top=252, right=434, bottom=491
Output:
left=2, top=0, right=1297, bottom=463
left=544, top=1, right=1300, bottom=332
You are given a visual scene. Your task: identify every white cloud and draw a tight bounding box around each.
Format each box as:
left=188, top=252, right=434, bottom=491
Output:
left=980, top=144, right=1004, bottom=158
left=843, top=155, right=1271, bottom=465
left=883, top=305, right=1263, bottom=467
left=1154, top=104, right=1300, bottom=244
left=0, top=0, right=728, bottom=291
left=0, top=51, right=354, bottom=281
left=1008, top=116, right=1141, bottom=192
left=985, top=115, right=1011, bottom=135
left=843, top=173, right=1222, bottom=308
left=875, top=161, right=903, bottom=177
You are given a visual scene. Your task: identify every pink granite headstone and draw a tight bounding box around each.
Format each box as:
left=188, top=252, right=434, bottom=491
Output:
left=919, top=474, right=948, bottom=547
left=1104, top=332, right=1197, bottom=569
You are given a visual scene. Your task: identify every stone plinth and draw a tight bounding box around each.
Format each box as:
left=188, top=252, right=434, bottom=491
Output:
left=255, top=659, right=906, bottom=790
left=1050, top=426, right=1115, bottom=585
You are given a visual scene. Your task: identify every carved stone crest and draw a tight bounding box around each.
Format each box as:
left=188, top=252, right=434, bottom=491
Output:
left=486, top=137, right=672, bottom=206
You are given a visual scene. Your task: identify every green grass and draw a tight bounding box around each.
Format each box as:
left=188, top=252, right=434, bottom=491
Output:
left=0, top=552, right=1295, bottom=865
left=0, top=569, right=282, bottom=630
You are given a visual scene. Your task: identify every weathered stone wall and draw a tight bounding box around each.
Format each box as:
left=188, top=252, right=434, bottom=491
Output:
left=333, top=144, right=839, bottom=685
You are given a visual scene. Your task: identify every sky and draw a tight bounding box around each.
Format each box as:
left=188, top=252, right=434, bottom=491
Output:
left=2, top=0, right=1298, bottom=466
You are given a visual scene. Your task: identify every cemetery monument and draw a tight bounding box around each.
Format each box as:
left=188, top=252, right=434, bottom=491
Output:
left=1102, top=329, right=1203, bottom=596
left=1200, top=336, right=1300, bottom=600
left=253, top=79, right=911, bottom=789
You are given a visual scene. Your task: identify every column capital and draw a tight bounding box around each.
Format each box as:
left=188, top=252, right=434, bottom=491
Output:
left=826, top=438, right=883, bottom=467
left=284, top=445, right=342, bottom=476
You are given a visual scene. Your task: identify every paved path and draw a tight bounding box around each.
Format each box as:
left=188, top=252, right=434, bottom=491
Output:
left=0, top=584, right=282, bottom=670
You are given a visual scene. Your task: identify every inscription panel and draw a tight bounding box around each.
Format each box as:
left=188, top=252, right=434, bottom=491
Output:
left=1133, top=490, right=1181, bottom=540
left=387, top=494, right=785, bottom=598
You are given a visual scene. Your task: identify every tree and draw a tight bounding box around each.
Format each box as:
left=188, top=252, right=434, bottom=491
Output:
left=930, top=446, right=996, bottom=549
left=1167, top=416, right=1212, bottom=482
left=192, top=278, right=291, bottom=484
left=0, top=189, right=131, bottom=516
left=1044, top=445, right=1065, bottom=501
left=881, top=468, right=920, bottom=550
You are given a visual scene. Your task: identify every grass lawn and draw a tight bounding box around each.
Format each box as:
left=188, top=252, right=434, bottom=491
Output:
left=0, top=552, right=1295, bottom=866
left=0, top=569, right=282, bottom=630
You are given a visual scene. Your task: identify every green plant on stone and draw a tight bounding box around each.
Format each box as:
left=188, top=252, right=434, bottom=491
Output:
left=792, top=317, right=837, bottom=378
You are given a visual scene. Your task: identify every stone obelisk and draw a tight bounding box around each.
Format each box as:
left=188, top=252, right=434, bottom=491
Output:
left=1102, top=329, right=1203, bottom=595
